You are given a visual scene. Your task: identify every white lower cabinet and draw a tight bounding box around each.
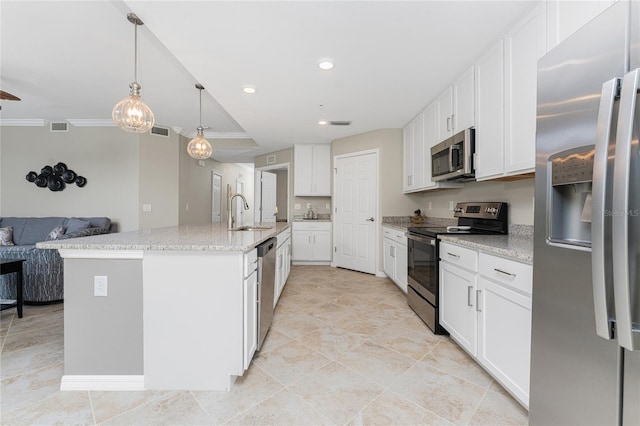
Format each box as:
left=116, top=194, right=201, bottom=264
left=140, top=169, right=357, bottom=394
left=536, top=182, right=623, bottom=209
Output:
left=292, top=222, right=332, bottom=263
left=243, top=249, right=258, bottom=371
left=382, top=226, right=408, bottom=292
left=439, top=243, right=479, bottom=356
left=440, top=242, right=532, bottom=408
left=274, top=228, right=292, bottom=307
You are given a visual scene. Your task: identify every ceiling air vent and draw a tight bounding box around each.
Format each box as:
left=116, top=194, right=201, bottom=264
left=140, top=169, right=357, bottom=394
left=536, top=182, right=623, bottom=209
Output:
left=151, top=126, right=170, bottom=137
left=50, top=122, right=69, bottom=132
left=266, top=155, right=276, bottom=165
left=330, top=120, right=352, bottom=126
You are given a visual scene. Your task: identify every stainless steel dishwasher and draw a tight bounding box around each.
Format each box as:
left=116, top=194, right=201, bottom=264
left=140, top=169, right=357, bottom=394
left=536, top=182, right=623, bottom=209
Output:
left=257, top=237, right=276, bottom=350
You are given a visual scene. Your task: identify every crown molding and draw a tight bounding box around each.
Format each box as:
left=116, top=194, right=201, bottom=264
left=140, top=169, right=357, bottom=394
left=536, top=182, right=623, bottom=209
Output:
left=0, top=119, right=47, bottom=126
left=66, top=119, right=117, bottom=127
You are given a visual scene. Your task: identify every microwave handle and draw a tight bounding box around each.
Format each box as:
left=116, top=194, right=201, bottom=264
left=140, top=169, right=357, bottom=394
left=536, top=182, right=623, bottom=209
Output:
left=448, top=146, right=454, bottom=172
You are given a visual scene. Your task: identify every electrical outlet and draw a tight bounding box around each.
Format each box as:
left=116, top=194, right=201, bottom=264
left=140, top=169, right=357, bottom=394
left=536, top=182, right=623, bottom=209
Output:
left=294, top=203, right=301, bottom=210
left=306, top=203, right=311, bottom=209
left=143, top=204, right=152, bottom=212
left=94, top=276, right=108, bottom=297
left=428, top=202, right=433, bottom=210
left=185, top=204, right=190, bottom=211
left=449, top=201, right=455, bottom=211
left=325, top=203, right=330, bottom=209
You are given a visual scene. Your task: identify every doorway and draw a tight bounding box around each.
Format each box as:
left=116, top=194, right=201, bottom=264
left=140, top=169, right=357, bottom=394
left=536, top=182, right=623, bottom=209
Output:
left=211, top=171, right=222, bottom=223
left=255, top=163, right=290, bottom=223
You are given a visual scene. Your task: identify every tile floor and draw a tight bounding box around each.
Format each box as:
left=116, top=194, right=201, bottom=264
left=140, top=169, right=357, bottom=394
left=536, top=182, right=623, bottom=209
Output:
left=0, top=265, right=528, bottom=425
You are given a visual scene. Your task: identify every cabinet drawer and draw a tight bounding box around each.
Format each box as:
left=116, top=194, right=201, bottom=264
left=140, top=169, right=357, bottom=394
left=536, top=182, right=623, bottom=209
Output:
left=383, top=226, right=394, bottom=239
left=244, top=249, right=258, bottom=277
left=440, top=242, right=478, bottom=272
left=276, top=228, right=291, bottom=248
left=292, top=221, right=332, bottom=231
left=479, top=253, right=532, bottom=295
left=392, top=229, right=407, bottom=245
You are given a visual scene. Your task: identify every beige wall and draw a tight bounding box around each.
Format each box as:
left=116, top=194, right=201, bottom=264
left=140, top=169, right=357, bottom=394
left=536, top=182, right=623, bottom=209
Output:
left=178, top=135, right=254, bottom=226
left=0, top=126, right=141, bottom=231
left=138, top=131, right=180, bottom=229
left=410, top=178, right=535, bottom=225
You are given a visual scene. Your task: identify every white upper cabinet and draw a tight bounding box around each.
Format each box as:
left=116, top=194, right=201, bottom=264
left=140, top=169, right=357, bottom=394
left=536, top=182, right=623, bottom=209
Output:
left=402, top=113, right=424, bottom=192
left=475, top=39, right=505, bottom=181
left=547, top=0, right=614, bottom=50
left=437, top=66, right=475, bottom=142
left=505, top=2, right=547, bottom=175
left=403, top=105, right=463, bottom=193
left=294, top=144, right=331, bottom=196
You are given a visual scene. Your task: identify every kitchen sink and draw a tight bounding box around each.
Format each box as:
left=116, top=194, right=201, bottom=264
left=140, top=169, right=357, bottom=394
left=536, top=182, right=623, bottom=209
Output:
left=231, top=226, right=274, bottom=231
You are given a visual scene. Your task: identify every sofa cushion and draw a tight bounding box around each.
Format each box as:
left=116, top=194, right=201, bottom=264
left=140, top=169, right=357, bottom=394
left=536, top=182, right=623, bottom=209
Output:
left=46, top=226, right=66, bottom=241
left=0, top=217, right=67, bottom=245
left=65, top=218, right=91, bottom=233
left=0, top=226, right=14, bottom=246
left=59, top=227, right=110, bottom=239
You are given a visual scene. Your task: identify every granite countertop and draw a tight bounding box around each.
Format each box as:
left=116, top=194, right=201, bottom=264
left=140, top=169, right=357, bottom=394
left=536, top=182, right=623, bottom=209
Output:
left=438, top=234, right=534, bottom=264
left=292, top=219, right=333, bottom=223
left=36, top=222, right=291, bottom=252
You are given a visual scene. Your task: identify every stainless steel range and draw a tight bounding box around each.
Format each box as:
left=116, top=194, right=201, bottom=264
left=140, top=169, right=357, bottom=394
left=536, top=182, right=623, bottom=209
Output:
left=406, top=202, right=508, bottom=334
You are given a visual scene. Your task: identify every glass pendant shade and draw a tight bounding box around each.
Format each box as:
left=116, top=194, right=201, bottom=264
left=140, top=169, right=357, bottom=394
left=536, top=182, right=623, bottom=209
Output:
left=112, top=83, right=154, bottom=133
left=113, top=13, right=154, bottom=133
left=187, top=127, right=213, bottom=159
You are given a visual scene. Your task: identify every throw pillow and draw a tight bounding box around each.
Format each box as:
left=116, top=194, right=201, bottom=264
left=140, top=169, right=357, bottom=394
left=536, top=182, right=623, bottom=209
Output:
left=65, top=218, right=91, bottom=234
left=0, top=226, right=15, bottom=246
left=46, top=226, right=66, bottom=241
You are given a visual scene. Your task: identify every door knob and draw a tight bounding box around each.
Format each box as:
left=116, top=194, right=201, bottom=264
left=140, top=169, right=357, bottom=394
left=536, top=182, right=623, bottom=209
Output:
left=366, top=217, right=375, bottom=222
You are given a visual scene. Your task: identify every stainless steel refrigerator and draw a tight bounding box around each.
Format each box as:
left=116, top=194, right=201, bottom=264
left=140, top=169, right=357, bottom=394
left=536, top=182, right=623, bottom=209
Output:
left=531, top=1, right=640, bottom=425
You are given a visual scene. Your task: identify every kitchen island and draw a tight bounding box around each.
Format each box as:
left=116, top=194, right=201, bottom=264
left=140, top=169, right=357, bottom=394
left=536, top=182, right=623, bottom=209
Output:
left=37, top=222, right=290, bottom=391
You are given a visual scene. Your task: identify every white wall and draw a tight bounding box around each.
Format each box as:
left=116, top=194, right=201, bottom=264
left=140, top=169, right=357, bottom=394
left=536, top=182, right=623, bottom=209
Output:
left=0, top=126, right=141, bottom=231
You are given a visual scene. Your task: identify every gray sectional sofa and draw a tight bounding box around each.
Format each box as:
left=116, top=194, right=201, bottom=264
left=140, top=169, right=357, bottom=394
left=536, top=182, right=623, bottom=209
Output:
left=0, top=217, right=111, bottom=303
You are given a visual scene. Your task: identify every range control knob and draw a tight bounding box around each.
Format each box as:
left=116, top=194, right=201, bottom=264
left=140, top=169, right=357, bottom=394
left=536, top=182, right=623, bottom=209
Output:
left=454, top=207, right=463, bottom=213
left=486, top=207, right=498, bottom=215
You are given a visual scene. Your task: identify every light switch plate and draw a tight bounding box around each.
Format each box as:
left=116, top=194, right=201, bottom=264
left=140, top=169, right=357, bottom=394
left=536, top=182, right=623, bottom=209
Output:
left=94, top=276, right=108, bottom=297
left=143, top=204, right=152, bottom=212
left=294, top=203, right=301, bottom=210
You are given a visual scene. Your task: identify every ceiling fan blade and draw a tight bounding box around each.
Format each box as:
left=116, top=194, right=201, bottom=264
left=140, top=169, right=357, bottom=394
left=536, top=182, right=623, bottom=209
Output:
left=0, top=90, right=21, bottom=101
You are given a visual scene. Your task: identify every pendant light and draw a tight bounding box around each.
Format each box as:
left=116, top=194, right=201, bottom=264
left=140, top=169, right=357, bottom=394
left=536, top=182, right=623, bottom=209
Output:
left=187, top=84, right=213, bottom=159
left=112, top=13, right=154, bottom=133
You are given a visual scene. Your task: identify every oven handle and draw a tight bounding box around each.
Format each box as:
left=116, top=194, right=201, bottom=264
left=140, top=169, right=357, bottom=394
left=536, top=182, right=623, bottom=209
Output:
left=406, top=233, right=436, bottom=246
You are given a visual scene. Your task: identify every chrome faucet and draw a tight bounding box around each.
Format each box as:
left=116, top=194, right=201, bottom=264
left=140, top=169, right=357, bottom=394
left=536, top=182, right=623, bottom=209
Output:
left=227, top=184, right=250, bottom=229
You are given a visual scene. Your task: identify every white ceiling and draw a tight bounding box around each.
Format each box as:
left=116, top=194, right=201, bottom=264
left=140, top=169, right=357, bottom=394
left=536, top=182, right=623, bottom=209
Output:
left=1, top=1, right=536, bottom=163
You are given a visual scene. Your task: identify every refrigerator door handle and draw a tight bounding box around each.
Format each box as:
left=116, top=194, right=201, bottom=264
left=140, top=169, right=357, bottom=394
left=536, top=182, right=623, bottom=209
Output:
left=592, top=77, right=620, bottom=340
left=612, top=68, right=640, bottom=351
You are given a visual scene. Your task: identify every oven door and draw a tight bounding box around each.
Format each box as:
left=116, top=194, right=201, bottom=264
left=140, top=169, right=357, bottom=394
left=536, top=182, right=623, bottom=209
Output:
left=407, top=233, right=438, bottom=305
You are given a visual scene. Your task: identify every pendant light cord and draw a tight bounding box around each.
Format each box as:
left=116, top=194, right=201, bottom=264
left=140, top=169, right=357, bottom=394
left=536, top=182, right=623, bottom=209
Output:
left=199, top=88, right=203, bottom=127
left=134, top=22, right=138, bottom=83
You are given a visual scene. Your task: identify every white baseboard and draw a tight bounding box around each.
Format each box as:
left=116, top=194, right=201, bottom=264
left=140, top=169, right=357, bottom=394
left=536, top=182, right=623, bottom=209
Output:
left=376, top=271, right=388, bottom=278
left=292, top=261, right=331, bottom=266
left=60, top=375, right=145, bottom=391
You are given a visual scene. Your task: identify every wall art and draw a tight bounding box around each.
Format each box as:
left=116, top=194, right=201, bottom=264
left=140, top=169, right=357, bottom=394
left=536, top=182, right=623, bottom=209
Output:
left=26, top=162, right=87, bottom=192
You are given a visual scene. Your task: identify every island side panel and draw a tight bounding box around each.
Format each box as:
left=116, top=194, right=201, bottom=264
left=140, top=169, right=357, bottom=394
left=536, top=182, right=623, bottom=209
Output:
left=64, top=258, right=143, bottom=375
left=143, top=250, right=244, bottom=390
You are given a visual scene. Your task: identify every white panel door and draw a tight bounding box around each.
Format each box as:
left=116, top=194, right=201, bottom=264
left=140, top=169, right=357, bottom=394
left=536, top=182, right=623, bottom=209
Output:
left=294, top=145, right=314, bottom=195
left=440, top=262, right=478, bottom=356
left=421, top=101, right=438, bottom=189
left=334, top=151, right=378, bottom=274
left=313, top=145, right=331, bottom=196
left=211, top=172, right=222, bottom=223
left=260, top=171, right=277, bottom=223
left=437, top=85, right=454, bottom=141
left=453, top=65, right=475, bottom=132
left=243, top=270, right=257, bottom=370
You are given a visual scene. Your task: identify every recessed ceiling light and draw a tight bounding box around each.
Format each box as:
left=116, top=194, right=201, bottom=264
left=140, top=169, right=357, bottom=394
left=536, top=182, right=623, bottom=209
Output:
left=318, top=120, right=328, bottom=125
left=243, top=86, right=256, bottom=94
left=318, top=59, right=334, bottom=71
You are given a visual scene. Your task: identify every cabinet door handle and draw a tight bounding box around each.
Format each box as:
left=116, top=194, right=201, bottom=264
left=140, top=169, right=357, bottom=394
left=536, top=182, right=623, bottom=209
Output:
left=313, top=235, right=316, bottom=244
left=447, top=252, right=460, bottom=259
left=451, top=114, right=456, bottom=130
left=467, top=286, right=473, bottom=307
left=476, top=290, right=482, bottom=312
left=494, top=268, right=516, bottom=278
left=308, top=235, right=311, bottom=244
left=391, top=246, right=395, bottom=258
left=447, top=117, right=451, bottom=132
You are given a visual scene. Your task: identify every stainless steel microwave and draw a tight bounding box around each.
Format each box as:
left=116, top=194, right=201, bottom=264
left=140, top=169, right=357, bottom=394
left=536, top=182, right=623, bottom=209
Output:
left=431, top=128, right=475, bottom=182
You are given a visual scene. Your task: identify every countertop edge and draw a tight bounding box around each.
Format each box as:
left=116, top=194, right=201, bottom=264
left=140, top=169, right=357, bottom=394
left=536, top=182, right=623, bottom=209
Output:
left=438, top=234, right=533, bottom=264
left=36, top=223, right=292, bottom=253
